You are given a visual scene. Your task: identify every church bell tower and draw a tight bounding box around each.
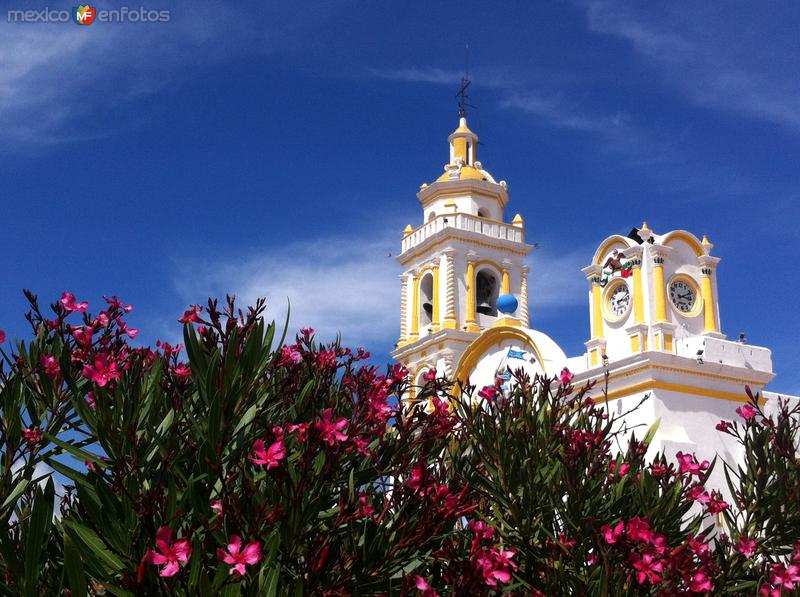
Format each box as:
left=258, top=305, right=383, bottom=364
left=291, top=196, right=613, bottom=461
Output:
left=391, top=113, right=534, bottom=398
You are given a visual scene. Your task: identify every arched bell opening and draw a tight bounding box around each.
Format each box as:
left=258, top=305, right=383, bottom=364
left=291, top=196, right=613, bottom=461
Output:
left=419, top=273, right=434, bottom=328
left=475, top=268, right=499, bottom=321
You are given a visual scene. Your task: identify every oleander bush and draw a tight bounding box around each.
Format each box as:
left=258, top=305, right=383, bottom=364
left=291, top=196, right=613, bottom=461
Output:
left=0, top=292, right=798, bottom=596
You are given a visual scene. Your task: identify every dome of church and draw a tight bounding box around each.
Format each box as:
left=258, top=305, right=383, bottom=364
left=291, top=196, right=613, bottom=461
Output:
left=436, top=164, right=497, bottom=183
left=432, top=116, right=499, bottom=185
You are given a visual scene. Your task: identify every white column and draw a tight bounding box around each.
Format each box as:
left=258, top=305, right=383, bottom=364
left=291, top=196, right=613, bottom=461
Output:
left=520, top=265, right=530, bottom=328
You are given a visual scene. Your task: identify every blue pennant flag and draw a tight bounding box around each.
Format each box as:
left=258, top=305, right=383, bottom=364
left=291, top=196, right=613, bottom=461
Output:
left=507, top=349, right=526, bottom=360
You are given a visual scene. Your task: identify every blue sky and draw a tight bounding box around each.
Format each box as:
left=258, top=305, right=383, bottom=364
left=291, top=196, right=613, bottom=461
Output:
left=1, top=1, right=798, bottom=394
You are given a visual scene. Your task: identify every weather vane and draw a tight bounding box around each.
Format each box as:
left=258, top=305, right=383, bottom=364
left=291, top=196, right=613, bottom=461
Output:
left=455, top=44, right=475, bottom=117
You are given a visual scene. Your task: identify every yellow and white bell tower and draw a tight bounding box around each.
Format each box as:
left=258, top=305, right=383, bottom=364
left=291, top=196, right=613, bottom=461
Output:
left=391, top=115, right=537, bottom=396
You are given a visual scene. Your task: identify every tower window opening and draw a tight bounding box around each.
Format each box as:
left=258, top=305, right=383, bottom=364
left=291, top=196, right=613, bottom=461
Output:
left=428, top=211, right=436, bottom=222
left=477, top=208, right=489, bottom=219
left=420, top=273, right=434, bottom=326
left=476, top=269, right=498, bottom=317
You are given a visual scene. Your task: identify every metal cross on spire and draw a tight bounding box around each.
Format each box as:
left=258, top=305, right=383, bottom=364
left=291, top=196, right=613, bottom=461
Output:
left=455, top=44, right=475, bottom=117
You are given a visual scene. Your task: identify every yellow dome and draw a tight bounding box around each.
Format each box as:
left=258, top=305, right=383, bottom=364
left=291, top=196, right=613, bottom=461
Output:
left=436, top=165, right=494, bottom=183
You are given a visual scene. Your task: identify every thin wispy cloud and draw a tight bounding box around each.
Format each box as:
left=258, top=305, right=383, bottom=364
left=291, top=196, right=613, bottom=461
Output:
left=527, top=249, right=588, bottom=310
left=500, top=93, right=636, bottom=140
left=173, top=232, right=401, bottom=349
left=0, top=3, right=323, bottom=148
left=582, top=0, right=800, bottom=132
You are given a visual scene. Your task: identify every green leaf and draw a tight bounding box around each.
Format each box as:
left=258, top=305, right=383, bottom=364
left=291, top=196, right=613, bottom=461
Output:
left=63, top=532, right=88, bottom=597
left=24, top=477, right=55, bottom=597
left=0, top=477, right=29, bottom=512
left=264, top=566, right=280, bottom=597
left=63, top=519, right=126, bottom=573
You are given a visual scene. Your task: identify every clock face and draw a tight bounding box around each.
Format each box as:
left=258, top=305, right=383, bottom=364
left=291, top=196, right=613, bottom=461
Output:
left=607, top=283, right=631, bottom=320
left=669, top=279, right=697, bottom=314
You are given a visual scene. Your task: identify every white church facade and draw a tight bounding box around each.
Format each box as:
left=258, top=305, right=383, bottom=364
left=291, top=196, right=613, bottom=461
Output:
left=391, top=114, right=795, bottom=493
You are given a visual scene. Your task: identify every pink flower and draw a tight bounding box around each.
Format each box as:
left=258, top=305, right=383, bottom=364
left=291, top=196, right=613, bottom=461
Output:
left=609, top=460, right=630, bottom=477
left=286, top=422, right=309, bottom=441
left=422, top=368, right=437, bottom=383
left=676, top=451, right=709, bottom=477
left=72, top=326, right=93, bottom=346
left=478, top=385, right=498, bottom=401
left=559, top=367, right=573, bottom=385
left=216, top=535, right=262, bottom=576
left=689, top=571, right=713, bottom=592
left=414, top=576, right=439, bottom=596
left=178, top=304, right=203, bottom=324
left=172, top=363, right=191, bottom=380
left=146, top=527, right=191, bottom=577
left=768, top=563, right=800, bottom=591
left=40, top=354, right=61, bottom=379
left=601, top=521, right=624, bottom=544
left=716, top=420, right=732, bottom=432
left=626, top=517, right=653, bottom=543
left=688, top=485, right=711, bottom=504
left=278, top=345, right=303, bottom=366
left=248, top=438, right=286, bottom=469
left=60, top=292, right=88, bottom=313
left=476, top=546, right=517, bottom=587
left=736, top=404, right=758, bottom=421
left=211, top=500, right=223, bottom=515
left=0, top=329, right=5, bottom=344
left=315, top=408, right=348, bottom=446
left=736, top=536, right=758, bottom=559
left=22, top=427, right=43, bottom=445
left=85, top=391, right=96, bottom=408
left=356, top=491, right=375, bottom=518
left=82, top=353, right=122, bottom=387
left=299, top=327, right=315, bottom=339
left=406, top=463, right=431, bottom=496
left=118, top=319, right=138, bottom=339
left=630, top=553, right=663, bottom=585
left=687, top=535, right=710, bottom=556
left=706, top=491, right=730, bottom=514
left=103, top=295, right=133, bottom=312
left=650, top=462, right=669, bottom=477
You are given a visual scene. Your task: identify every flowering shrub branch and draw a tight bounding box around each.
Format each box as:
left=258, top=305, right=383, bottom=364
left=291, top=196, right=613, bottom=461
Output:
left=0, top=292, right=798, bottom=596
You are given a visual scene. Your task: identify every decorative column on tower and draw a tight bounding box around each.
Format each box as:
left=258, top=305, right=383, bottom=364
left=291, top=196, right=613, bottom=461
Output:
left=465, top=253, right=480, bottom=332
left=442, top=249, right=457, bottom=329
left=501, top=260, right=512, bottom=295
left=698, top=236, right=722, bottom=337
left=624, top=245, right=648, bottom=354
left=520, top=265, right=530, bottom=328
left=409, top=270, right=420, bottom=342
left=431, top=262, right=441, bottom=331
left=649, top=244, right=676, bottom=352
left=582, top=264, right=607, bottom=367
left=398, top=274, right=408, bottom=346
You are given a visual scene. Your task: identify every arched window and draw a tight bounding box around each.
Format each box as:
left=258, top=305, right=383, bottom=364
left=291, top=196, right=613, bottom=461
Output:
left=427, top=211, right=436, bottom=222
left=476, top=269, right=499, bottom=317
left=420, top=273, right=434, bottom=326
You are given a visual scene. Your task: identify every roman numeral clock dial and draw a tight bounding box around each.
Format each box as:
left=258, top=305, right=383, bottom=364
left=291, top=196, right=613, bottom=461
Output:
left=669, top=279, right=697, bottom=314
left=604, top=282, right=631, bottom=321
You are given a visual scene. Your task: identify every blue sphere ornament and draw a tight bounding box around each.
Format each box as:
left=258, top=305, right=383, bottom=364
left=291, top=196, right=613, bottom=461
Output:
left=496, top=293, right=518, bottom=314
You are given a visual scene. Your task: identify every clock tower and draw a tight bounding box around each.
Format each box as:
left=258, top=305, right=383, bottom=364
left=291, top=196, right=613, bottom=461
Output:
left=581, top=224, right=723, bottom=367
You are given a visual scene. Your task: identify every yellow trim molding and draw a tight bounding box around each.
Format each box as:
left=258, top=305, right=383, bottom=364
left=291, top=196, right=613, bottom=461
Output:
left=632, top=263, right=644, bottom=323
left=701, top=273, right=718, bottom=333
left=452, top=326, right=544, bottom=386
left=662, top=230, right=705, bottom=257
